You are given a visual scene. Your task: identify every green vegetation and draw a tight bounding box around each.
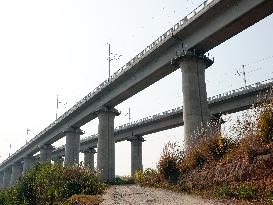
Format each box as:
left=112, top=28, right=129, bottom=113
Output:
left=112, top=176, right=135, bottom=185
left=217, top=184, right=256, bottom=199
left=0, top=163, right=105, bottom=205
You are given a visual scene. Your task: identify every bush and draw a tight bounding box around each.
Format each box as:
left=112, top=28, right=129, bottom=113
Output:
left=235, top=184, right=256, bottom=199
left=177, top=181, right=189, bottom=192
left=157, top=142, right=183, bottom=183
left=179, top=135, right=234, bottom=173
left=134, top=168, right=160, bottom=187
left=61, top=166, right=105, bottom=198
left=217, top=184, right=234, bottom=198
left=112, top=176, right=135, bottom=185
left=257, top=107, right=273, bottom=142
left=207, top=135, right=235, bottom=160
left=0, top=163, right=105, bottom=205
left=0, top=188, right=21, bottom=205
left=217, top=184, right=256, bottom=199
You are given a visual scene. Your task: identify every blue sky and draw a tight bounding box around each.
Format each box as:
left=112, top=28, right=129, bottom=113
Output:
left=0, top=0, right=273, bottom=175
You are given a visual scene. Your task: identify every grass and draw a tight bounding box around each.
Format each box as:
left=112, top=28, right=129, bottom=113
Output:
left=134, top=97, right=273, bottom=203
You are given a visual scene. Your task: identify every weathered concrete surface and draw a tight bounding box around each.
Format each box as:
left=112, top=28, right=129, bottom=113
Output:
left=97, top=107, right=120, bottom=182
left=64, top=128, right=83, bottom=167
left=10, top=163, right=22, bottom=186
left=175, top=52, right=213, bottom=148
left=23, top=155, right=35, bottom=175
left=129, top=136, right=144, bottom=176
left=3, top=168, right=11, bottom=188
left=40, top=144, right=54, bottom=163
left=0, top=171, right=3, bottom=189
left=83, top=148, right=96, bottom=170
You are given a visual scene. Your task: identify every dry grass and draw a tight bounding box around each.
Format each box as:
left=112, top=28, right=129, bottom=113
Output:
left=135, top=93, right=273, bottom=203
left=64, top=195, right=103, bottom=205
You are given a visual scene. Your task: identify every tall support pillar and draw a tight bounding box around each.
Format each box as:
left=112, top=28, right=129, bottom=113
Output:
left=172, top=51, right=213, bottom=148
left=97, top=106, right=120, bottom=182
left=129, top=135, right=145, bottom=176
left=64, top=128, right=83, bottom=167
left=3, top=168, right=11, bottom=188
left=0, top=171, right=4, bottom=189
left=83, top=148, right=96, bottom=170
left=40, top=144, right=54, bottom=163
left=10, top=163, right=23, bottom=186
left=23, top=155, right=35, bottom=175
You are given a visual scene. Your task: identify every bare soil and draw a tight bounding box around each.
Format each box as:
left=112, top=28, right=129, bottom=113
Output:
left=100, top=185, right=232, bottom=205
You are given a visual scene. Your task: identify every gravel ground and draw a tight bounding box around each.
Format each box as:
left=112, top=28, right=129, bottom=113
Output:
left=100, top=185, right=233, bottom=205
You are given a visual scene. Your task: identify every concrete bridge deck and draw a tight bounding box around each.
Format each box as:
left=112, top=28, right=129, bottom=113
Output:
left=52, top=78, right=273, bottom=157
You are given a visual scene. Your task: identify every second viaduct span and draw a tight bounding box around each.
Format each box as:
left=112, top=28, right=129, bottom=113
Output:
left=0, top=0, right=273, bottom=185
left=51, top=79, right=273, bottom=175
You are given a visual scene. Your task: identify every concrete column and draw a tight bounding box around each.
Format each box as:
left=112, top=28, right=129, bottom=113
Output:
left=0, top=171, right=4, bottom=189
left=3, top=168, right=11, bottom=188
left=83, top=148, right=96, bottom=170
left=64, top=128, right=83, bottom=167
left=10, top=163, right=23, bottom=186
left=129, top=135, right=145, bottom=176
left=40, top=144, right=54, bottom=163
left=172, top=51, right=213, bottom=148
left=52, top=156, right=64, bottom=165
left=23, top=155, right=35, bottom=175
left=97, top=106, right=120, bottom=182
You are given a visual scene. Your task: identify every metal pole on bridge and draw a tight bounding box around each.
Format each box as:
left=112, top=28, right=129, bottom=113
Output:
left=107, top=43, right=122, bottom=79
left=108, top=43, right=111, bottom=78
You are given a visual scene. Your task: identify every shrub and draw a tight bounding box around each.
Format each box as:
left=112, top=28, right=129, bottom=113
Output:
left=61, top=166, right=104, bottom=198
left=217, top=184, right=234, bottom=198
left=179, top=135, right=233, bottom=173
left=257, top=107, right=273, bottom=142
left=134, top=168, right=160, bottom=187
left=113, top=176, right=135, bottom=185
left=235, top=184, right=256, bottom=199
left=0, top=163, right=105, bottom=205
left=0, top=188, right=21, bottom=205
left=207, top=135, right=235, bottom=160
left=177, top=181, right=189, bottom=192
left=157, top=142, right=183, bottom=183
left=217, top=184, right=256, bottom=199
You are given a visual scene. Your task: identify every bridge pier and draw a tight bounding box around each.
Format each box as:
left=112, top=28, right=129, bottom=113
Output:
left=23, top=155, right=35, bottom=174
left=53, top=156, right=64, bottom=165
left=83, top=148, right=96, bottom=170
left=64, top=128, right=83, bottom=167
left=172, top=51, right=213, bottom=148
left=3, top=168, right=11, bottom=188
left=129, top=135, right=144, bottom=176
left=97, top=106, right=120, bottom=182
left=40, top=144, right=54, bottom=163
left=10, top=163, right=22, bottom=186
left=0, top=171, right=3, bottom=189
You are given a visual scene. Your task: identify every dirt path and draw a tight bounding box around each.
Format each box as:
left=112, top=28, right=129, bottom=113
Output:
left=100, top=185, right=232, bottom=205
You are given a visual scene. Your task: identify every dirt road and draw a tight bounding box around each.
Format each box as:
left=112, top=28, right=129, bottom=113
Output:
left=100, top=185, right=232, bottom=205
